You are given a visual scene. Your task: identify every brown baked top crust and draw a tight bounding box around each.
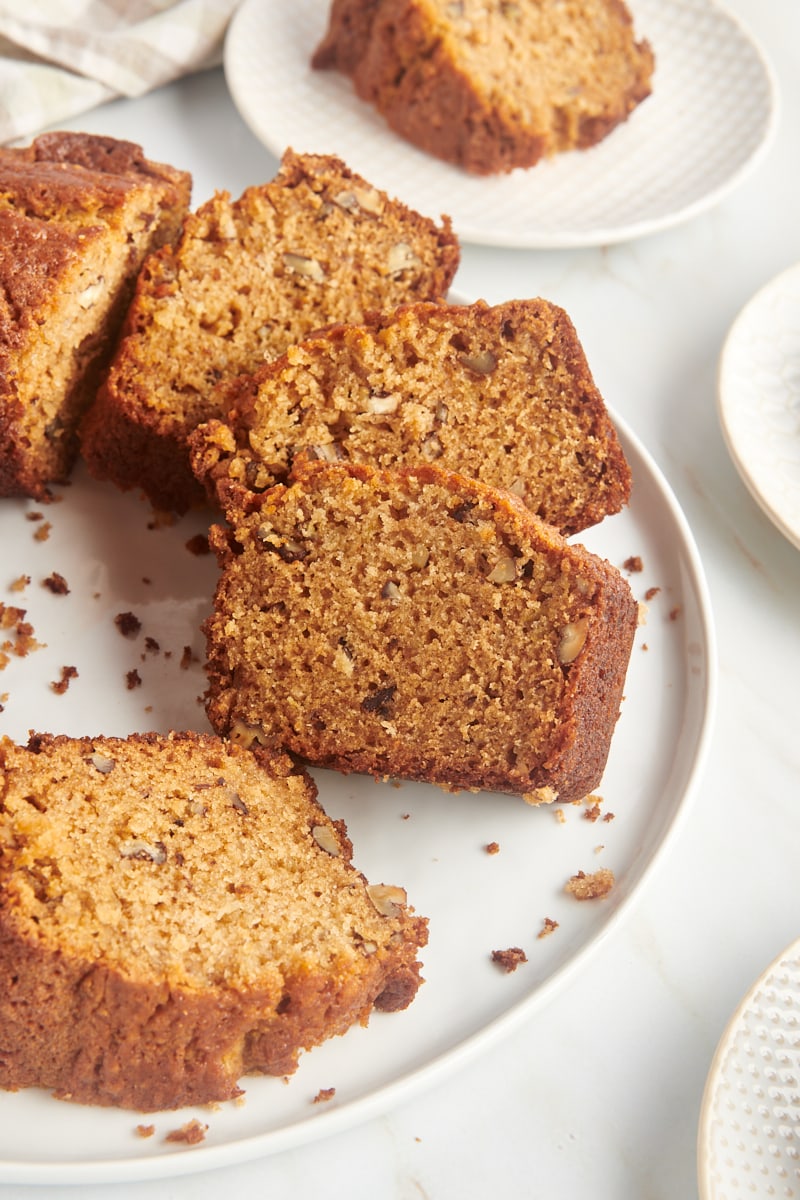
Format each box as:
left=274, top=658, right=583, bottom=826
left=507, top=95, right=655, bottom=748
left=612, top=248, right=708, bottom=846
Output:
left=0, top=132, right=191, bottom=499
left=204, top=461, right=637, bottom=803
left=313, top=0, right=654, bottom=174
left=0, top=730, right=426, bottom=1110
left=79, top=148, right=460, bottom=514
left=191, top=297, right=631, bottom=536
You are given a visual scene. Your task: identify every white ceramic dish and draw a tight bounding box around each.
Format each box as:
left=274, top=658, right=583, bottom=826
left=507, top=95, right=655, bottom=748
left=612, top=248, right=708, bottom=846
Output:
left=698, top=936, right=800, bottom=1199
left=223, top=0, right=777, bottom=249
left=0, top=412, right=715, bottom=1183
left=718, top=261, right=800, bottom=553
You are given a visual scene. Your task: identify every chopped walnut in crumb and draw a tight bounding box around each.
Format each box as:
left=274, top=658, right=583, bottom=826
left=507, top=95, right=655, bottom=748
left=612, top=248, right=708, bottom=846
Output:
left=51, top=665, right=78, bottom=694
left=565, top=868, right=615, bottom=900
left=313, top=1087, right=336, bottom=1104
left=537, top=917, right=559, bottom=939
left=491, top=947, right=528, bottom=973
left=485, top=841, right=500, bottom=855
left=164, top=1119, right=208, bottom=1145
left=135, top=1124, right=155, bottom=1138
left=42, top=572, right=69, bottom=595
left=115, top=611, right=142, bottom=638
left=623, top=555, right=643, bottom=573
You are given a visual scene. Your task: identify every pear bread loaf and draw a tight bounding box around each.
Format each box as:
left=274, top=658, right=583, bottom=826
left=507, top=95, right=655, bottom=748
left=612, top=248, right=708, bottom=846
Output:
left=0, top=132, right=191, bottom=499
left=0, top=731, right=427, bottom=1111
left=312, top=0, right=655, bottom=175
left=80, top=148, right=460, bottom=514
left=191, top=297, right=631, bottom=537
left=204, top=461, right=638, bottom=804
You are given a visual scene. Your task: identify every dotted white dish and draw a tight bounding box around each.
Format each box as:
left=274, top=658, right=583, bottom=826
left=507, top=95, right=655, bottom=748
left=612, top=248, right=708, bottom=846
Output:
left=698, top=937, right=800, bottom=1199
left=223, top=0, right=778, bottom=248
left=718, top=261, right=800, bottom=553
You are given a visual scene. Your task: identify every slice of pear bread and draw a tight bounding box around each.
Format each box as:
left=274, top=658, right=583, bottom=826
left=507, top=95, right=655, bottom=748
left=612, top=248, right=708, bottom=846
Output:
left=80, top=148, right=460, bottom=514
left=0, top=132, right=191, bottom=499
left=0, top=731, right=427, bottom=1111
left=312, top=0, right=654, bottom=175
left=191, top=298, right=630, bottom=536
left=204, top=461, right=637, bottom=804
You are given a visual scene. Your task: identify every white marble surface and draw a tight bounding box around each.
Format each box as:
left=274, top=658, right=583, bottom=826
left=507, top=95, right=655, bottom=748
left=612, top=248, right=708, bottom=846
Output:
left=4, top=3, right=800, bottom=1196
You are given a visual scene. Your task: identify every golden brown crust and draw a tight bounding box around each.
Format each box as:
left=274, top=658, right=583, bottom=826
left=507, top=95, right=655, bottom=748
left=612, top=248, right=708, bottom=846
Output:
left=0, top=132, right=191, bottom=499
left=190, top=297, right=630, bottom=536
left=203, top=461, right=637, bottom=802
left=80, top=148, right=460, bottom=514
left=313, top=0, right=654, bottom=175
left=0, top=730, right=427, bottom=1110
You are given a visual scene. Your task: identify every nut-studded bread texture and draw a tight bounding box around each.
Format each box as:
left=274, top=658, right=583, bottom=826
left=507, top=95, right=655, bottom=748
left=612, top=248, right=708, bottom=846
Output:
left=191, top=298, right=630, bottom=537
left=0, top=132, right=191, bottom=499
left=312, top=0, right=654, bottom=175
left=80, top=148, right=460, bottom=514
left=0, top=731, right=427, bottom=1111
left=204, top=462, right=637, bottom=804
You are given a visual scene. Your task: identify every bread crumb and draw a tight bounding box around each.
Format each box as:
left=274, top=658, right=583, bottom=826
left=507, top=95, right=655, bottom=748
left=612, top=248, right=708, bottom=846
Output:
left=312, top=1087, right=336, bottom=1104
left=144, top=636, right=160, bottom=654
left=554, top=808, right=566, bottom=824
left=623, top=555, right=643, bottom=572
left=485, top=841, right=500, bottom=855
left=565, top=868, right=615, bottom=900
left=9, top=575, right=30, bottom=593
left=115, top=611, right=142, bottom=638
left=644, top=586, right=661, bottom=601
left=126, top=669, right=142, bottom=690
left=491, top=947, right=527, bottom=973
left=164, top=1119, right=208, bottom=1145
left=26, top=511, right=43, bottom=522
left=135, top=1124, right=155, bottom=1138
left=42, top=572, right=70, bottom=595
left=33, top=521, right=52, bottom=542
left=669, top=605, right=681, bottom=621
left=537, top=917, right=559, bottom=939
left=185, top=533, right=210, bottom=556
left=50, top=665, right=78, bottom=694
left=180, top=645, right=196, bottom=670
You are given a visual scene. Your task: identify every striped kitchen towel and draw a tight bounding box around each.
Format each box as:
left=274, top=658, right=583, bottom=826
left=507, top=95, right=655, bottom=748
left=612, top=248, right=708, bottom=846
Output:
left=0, top=0, right=240, bottom=144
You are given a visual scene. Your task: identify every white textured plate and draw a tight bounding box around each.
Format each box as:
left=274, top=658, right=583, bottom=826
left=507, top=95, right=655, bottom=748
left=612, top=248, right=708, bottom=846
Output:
left=0, top=411, right=715, bottom=1183
left=698, top=936, right=800, bottom=1199
left=718, top=261, right=800, bottom=552
left=223, top=0, right=777, bottom=248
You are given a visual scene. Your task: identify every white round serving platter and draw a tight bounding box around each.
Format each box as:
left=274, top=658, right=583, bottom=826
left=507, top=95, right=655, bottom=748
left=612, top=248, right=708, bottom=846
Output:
left=0, top=411, right=716, bottom=1184
left=718, top=260, right=800, bottom=553
left=223, top=0, right=777, bottom=249
left=698, top=936, right=800, bottom=1199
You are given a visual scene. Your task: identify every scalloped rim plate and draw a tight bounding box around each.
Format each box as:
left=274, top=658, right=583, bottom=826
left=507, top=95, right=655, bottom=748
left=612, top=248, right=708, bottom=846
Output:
left=718, top=261, right=800, bottom=552
left=698, top=936, right=800, bottom=1199
left=0, top=407, right=715, bottom=1183
left=223, top=0, right=778, bottom=248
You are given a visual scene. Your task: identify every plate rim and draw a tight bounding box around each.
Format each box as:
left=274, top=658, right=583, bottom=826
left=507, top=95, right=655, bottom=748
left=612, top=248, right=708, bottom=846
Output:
left=223, top=0, right=779, bottom=249
left=0, top=406, right=718, bottom=1185
left=717, top=258, right=800, bottom=552
left=696, top=933, right=800, bottom=1200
